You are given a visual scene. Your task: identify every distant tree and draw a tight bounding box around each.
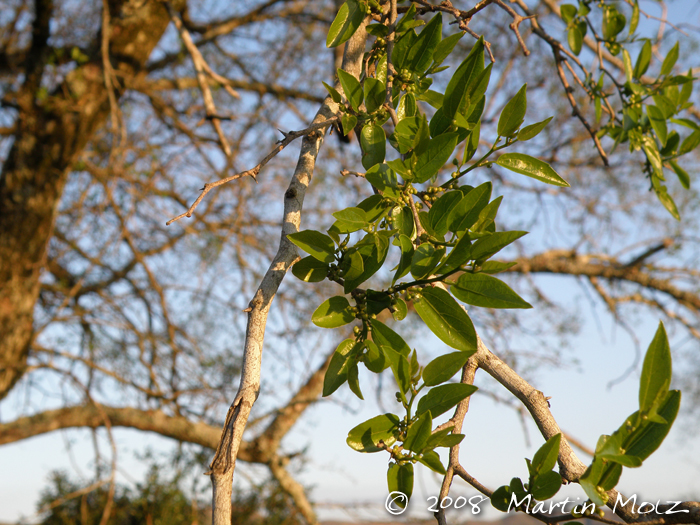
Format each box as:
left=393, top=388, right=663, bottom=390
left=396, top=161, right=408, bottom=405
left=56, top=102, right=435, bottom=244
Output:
left=36, top=464, right=303, bottom=525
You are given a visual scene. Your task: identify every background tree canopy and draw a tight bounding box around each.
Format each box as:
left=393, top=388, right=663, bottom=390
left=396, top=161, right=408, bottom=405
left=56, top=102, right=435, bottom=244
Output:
left=0, top=0, right=699, bottom=523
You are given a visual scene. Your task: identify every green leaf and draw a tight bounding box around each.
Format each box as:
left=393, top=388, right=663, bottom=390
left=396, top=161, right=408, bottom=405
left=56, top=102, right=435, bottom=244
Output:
left=395, top=3, right=418, bottom=33
left=387, top=463, right=413, bottom=505
left=429, top=190, right=463, bottom=236
left=423, top=351, right=470, bottom=386
left=625, top=390, right=680, bottom=460
left=366, top=23, right=389, bottom=37
left=292, top=256, right=329, bottom=282
left=469, top=231, right=527, bottom=263
left=361, top=124, right=386, bottom=170
left=643, top=138, right=664, bottom=179
left=639, top=322, right=672, bottom=412
left=660, top=42, right=679, bottom=77
left=599, top=461, right=622, bottom=492
left=443, top=38, right=484, bottom=121
left=418, top=90, right=444, bottom=109
left=287, top=230, right=336, bottom=263
left=480, top=261, right=517, bottom=274
left=396, top=93, right=417, bottom=121
left=376, top=53, right=388, bottom=84
left=433, top=32, right=464, bottom=66
left=384, top=346, right=411, bottom=395
left=634, top=40, right=652, bottom=79
left=603, top=454, right=642, bottom=468
left=471, top=195, right=502, bottom=233
left=390, top=206, right=415, bottom=239
left=365, top=163, right=400, bottom=198
left=603, top=7, right=626, bottom=40
left=568, top=25, right=583, bottom=55
left=447, top=182, right=492, bottom=235
left=629, top=0, right=639, bottom=35
left=322, top=81, right=342, bottom=103
left=647, top=105, right=668, bottom=147
left=337, top=68, right=363, bottom=111
left=417, top=383, right=478, bottom=417
left=426, top=429, right=464, bottom=449
left=392, top=297, right=408, bottom=321
left=654, top=95, right=677, bottom=119
left=560, top=4, right=577, bottom=23
left=412, top=133, right=459, bottom=183
left=411, top=244, right=445, bottom=280
left=622, top=49, right=633, bottom=83
left=333, top=206, right=369, bottom=233
left=357, top=194, right=389, bottom=222
left=392, top=29, right=418, bottom=71
left=364, top=77, right=386, bottom=113
left=312, top=296, right=355, bottom=328
left=323, top=339, right=358, bottom=396
left=491, top=485, right=513, bottom=512
left=347, top=362, right=363, bottom=399
left=680, top=69, right=693, bottom=104
left=463, top=121, right=480, bottom=163
left=660, top=131, right=680, bottom=156
left=466, top=65, right=492, bottom=110
left=531, top=434, right=561, bottom=475
left=343, top=232, right=389, bottom=291
left=404, top=411, right=433, bottom=452
left=407, top=14, right=442, bottom=74
left=434, top=234, right=472, bottom=274
left=669, top=160, right=690, bottom=189
left=452, top=273, right=532, bottom=309
left=340, top=249, right=364, bottom=282
left=518, top=117, right=553, bottom=141
left=413, top=287, right=477, bottom=352
left=363, top=340, right=387, bottom=373
left=530, top=471, right=562, bottom=501
left=496, top=153, right=570, bottom=187
left=370, top=319, right=411, bottom=356
left=579, top=459, right=608, bottom=507
left=365, top=291, right=391, bottom=318
left=392, top=234, right=414, bottom=283
left=654, top=182, right=680, bottom=221
left=347, top=413, right=401, bottom=452
left=417, top=450, right=446, bottom=474
left=326, top=0, right=365, bottom=48
left=341, top=113, right=357, bottom=136
left=679, top=130, right=700, bottom=155
left=671, top=117, right=700, bottom=131
left=498, top=84, right=527, bottom=137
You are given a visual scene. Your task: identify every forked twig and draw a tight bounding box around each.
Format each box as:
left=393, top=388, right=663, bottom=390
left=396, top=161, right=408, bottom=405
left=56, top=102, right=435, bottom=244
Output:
left=166, top=116, right=341, bottom=226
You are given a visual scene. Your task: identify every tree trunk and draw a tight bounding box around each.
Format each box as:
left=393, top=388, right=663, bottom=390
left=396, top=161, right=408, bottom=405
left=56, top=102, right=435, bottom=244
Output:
left=0, top=0, right=180, bottom=399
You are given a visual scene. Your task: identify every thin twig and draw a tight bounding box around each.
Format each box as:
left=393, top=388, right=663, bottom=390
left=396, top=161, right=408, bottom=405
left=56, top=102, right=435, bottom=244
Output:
left=385, top=0, right=399, bottom=127
left=166, top=116, right=340, bottom=225
left=167, top=3, right=233, bottom=157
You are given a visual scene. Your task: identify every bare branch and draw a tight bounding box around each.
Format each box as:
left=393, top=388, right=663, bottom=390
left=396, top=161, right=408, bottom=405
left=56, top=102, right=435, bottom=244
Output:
left=205, top=21, right=369, bottom=525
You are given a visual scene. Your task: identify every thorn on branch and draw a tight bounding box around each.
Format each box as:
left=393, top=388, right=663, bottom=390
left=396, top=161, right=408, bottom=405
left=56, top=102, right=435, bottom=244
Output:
left=340, top=169, right=366, bottom=178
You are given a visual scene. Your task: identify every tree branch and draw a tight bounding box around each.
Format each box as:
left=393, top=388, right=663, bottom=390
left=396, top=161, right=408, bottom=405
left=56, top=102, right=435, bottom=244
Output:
left=205, top=24, right=368, bottom=525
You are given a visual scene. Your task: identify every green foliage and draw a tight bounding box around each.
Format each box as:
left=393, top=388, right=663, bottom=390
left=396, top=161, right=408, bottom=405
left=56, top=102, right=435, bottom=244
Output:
left=326, top=0, right=365, bottom=48
left=491, top=435, right=562, bottom=511
left=298, top=0, right=693, bottom=507
left=579, top=323, right=679, bottom=506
